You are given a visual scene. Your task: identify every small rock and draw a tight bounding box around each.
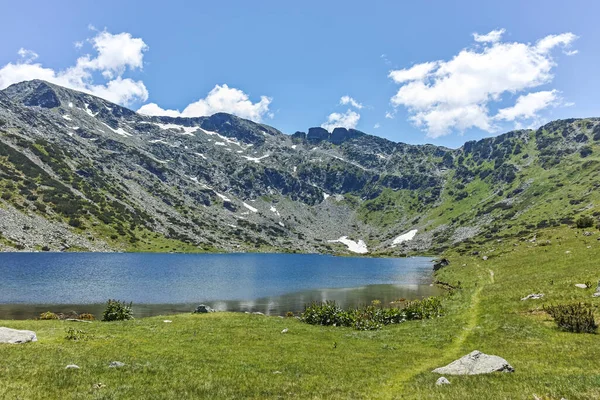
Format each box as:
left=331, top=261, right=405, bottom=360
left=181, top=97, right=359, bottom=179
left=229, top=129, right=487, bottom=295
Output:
left=583, top=231, right=593, bottom=236
left=65, top=318, right=92, bottom=323
left=521, top=293, right=544, bottom=301
left=273, top=371, right=282, bottom=374
left=433, top=258, right=450, bottom=271
left=482, top=256, right=488, bottom=261
left=0, top=327, right=37, bottom=344
left=281, top=328, right=288, bottom=334
left=593, top=292, right=600, bottom=298
left=109, top=361, right=125, bottom=368
left=92, top=383, right=106, bottom=389
left=193, top=304, right=214, bottom=314
left=575, top=284, right=588, bottom=289
left=565, top=251, right=571, bottom=254
left=436, top=377, right=451, bottom=386
left=163, top=320, right=172, bottom=323
left=252, top=312, right=265, bottom=316
left=65, top=364, right=80, bottom=369
left=432, top=350, right=514, bottom=375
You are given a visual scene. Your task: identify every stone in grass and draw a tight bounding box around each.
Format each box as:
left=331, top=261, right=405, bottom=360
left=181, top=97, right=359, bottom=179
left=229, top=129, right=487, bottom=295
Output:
left=109, top=361, right=125, bottom=368
left=436, top=377, right=451, bottom=386
left=521, top=293, right=544, bottom=301
left=65, top=364, right=80, bottom=369
left=432, top=350, right=514, bottom=375
left=281, top=328, right=288, bottom=334
left=0, top=327, right=37, bottom=344
left=193, top=304, right=214, bottom=313
left=575, top=284, right=589, bottom=289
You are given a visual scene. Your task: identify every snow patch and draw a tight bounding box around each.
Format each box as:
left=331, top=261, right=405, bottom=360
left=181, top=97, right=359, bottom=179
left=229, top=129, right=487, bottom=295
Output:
left=68, top=102, right=73, bottom=108
left=215, top=192, right=231, bottom=202
left=149, top=139, right=168, bottom=144
left=278, top=221, right=285, bottom=227
left=242, top=154, right=270, bottom=163
left=101, top=122, right=132, bottom=137
left=154, top=123, right=197, bottom=136
left=328, top=237, right=368, bottom=254
left=243, top=203, right=258, bottom=213
left=200, top=129, right=243, bottom=147
left=194, top=152, right=207, bottom=160
left=270, top=206, right=281, bottom=217
left=323, top=193, right=330, bottom=200
left=214, top=141, right=227, bottom=146
left=392, top=229, right=418, bottom=247
left=62, top=114, right=72, bottom=121
left=291, top=145, right=297, bottom=149
left=84, top=103, right=98, bottom=117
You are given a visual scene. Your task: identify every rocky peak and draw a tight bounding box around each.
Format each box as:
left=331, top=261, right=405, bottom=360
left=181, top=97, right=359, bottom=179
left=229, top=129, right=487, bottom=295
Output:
left=3, top=80, right=61, bottom=108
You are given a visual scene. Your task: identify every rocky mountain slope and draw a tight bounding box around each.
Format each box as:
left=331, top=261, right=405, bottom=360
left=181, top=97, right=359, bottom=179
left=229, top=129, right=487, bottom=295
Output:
left=0, top=80, right=599, bottom=254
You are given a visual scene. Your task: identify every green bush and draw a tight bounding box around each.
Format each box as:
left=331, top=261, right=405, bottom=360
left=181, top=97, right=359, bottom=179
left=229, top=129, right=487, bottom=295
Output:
left=301, top=297, right=442, bottom=331
left=65, top=327, right=90, bottom=341
left=39, top=311, right=58, bottom=320
left=102, top=299, right=134, bottom=321
left=576, top=215, right=595, bottom=229
left=544, top=303, right=597, bottom=333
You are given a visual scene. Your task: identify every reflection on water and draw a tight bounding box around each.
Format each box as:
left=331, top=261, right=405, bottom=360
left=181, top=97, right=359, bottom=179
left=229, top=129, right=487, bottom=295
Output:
left=0, top=284, right=441, bottom=319
left=0, top=252, right=439, bottom=319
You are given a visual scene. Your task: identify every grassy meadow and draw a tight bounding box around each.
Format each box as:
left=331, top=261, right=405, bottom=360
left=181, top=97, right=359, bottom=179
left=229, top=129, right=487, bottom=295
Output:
left=1, top=226, right=599, bottom=399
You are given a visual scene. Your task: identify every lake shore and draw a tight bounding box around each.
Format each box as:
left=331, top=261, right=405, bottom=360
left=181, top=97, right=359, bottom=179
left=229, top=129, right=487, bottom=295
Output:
left=1, top=227, right=598, bottom=399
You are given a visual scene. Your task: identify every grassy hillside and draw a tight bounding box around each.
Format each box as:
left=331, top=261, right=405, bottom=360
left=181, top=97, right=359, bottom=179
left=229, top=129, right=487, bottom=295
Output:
left=1, top=225, right=599, bottom=399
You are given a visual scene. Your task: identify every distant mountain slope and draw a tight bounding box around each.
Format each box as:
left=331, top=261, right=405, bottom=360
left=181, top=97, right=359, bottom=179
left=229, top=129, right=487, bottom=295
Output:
left=0, top=80, right=599, bottom=254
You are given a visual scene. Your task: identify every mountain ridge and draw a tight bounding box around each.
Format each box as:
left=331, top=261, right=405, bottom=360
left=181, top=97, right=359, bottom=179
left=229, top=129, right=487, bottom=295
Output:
left=0, top=79, right=599, bottom=254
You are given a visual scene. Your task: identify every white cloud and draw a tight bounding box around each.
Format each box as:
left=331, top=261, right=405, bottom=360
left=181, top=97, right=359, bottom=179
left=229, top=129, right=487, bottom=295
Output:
left=17, top=48, right=38, bottom=62
left=77, top=31, right=148, bottom=79
left=373, top=123, right=380, bottom=129
left=536, top=33, right=578, bottom=54
left=385, top=111, right=395, bottom=119
left=321, top=109, right=360, bottom=132
left=473, top=29, right=505, bottom=43
left=137, top=103, right=181, bottom=117
left=564, top=49, right=578, bottom=56
left=388, top=30, right=577, bottom=137
left=74, top=41, right=84, bottom=49
left=138, top=84, right=272, bottom=122
left=389, top=62, right=438, bottom=83
left=495, top=90, right=558, bottom=121
left=340, top=95, right=363, bottom=109
left=0, top=29, right=149, bottom=106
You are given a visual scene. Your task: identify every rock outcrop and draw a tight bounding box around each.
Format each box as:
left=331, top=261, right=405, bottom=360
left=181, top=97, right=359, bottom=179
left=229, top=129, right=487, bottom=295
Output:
left=0, top=327, right=37, bottom=344
left=432, top=350, right=514, bottom=375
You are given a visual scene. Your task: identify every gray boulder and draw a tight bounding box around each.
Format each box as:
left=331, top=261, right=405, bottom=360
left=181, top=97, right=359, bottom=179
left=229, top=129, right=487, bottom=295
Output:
left=432, top=350, right=514, bottom=375
left=65, top=364, right=80, bottom=369
left=193, top=304, right=214, bottom=313
left=0, top=327, right=37, bottom=344
left=436, top=377, right=451, bottom=386
left=521, top=293, right=544, bottom=301
left=109, top=361, right=125, bottom=368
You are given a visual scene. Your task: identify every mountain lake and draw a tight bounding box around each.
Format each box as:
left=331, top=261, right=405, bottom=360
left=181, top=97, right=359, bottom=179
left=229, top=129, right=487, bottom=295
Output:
left=0, top=252, right=441, bottom=319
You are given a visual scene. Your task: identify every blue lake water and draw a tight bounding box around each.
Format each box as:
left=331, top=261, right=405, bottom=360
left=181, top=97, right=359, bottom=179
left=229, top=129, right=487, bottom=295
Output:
left=0, top=253, right=440, bottom=319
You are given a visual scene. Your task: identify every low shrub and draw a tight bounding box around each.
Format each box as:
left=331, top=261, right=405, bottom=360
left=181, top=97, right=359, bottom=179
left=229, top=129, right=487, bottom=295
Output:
left=102, top=299, right=134, bottom=322
left=78, top=313, right=95, bottom=321
left=65, top=327, right=90, bottom=341
left=576, top=215, right=595, bottom=229
left=39, top=311, right=58, bottom=320
left=301, top=297, right=443, bottom=331
left=544, top=303, right=597, bottom=333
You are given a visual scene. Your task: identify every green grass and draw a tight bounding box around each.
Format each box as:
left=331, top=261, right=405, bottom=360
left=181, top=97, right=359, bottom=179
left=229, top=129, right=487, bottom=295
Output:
left=1, top=226, right=600, bottom=399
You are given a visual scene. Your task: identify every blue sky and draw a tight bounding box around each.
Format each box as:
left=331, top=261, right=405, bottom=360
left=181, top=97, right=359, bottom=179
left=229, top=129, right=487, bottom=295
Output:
left=0, top=1, right=597, bottom=148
